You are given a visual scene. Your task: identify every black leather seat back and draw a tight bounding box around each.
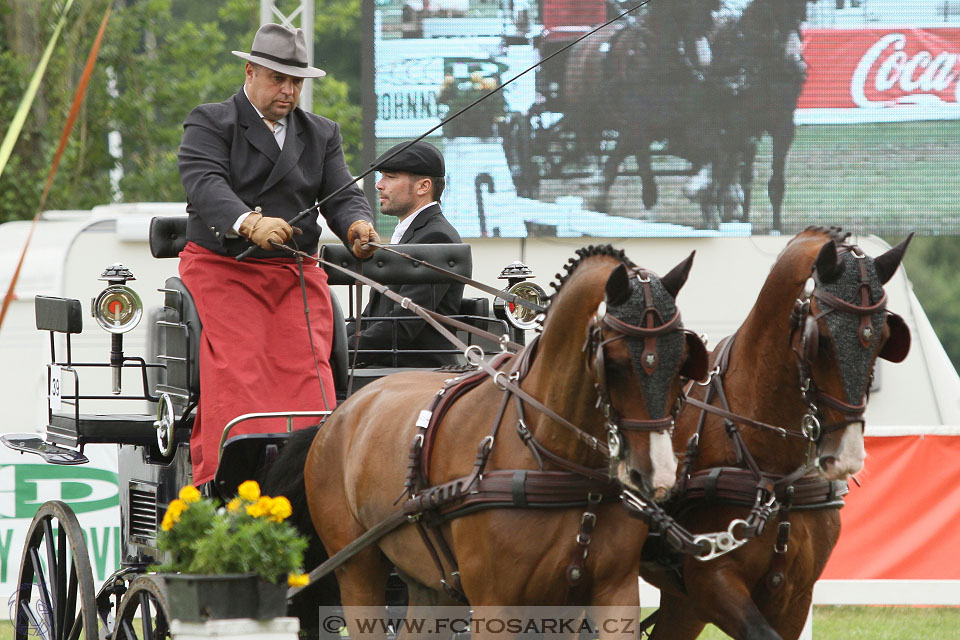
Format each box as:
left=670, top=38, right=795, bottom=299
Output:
left=320, top=243, right=472, bottom=285
left=150, top=216, right=188, bottom=259
left=156, top=276, right=202, bottom=405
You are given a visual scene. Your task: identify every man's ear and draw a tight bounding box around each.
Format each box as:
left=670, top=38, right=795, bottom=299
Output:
left=416, top=177, right=433, bottom=197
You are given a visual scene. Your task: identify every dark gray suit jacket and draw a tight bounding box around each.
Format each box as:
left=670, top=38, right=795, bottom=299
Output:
left=178, top=89, right=373, bottom=258
left=348, top=204, right=464, bottom=367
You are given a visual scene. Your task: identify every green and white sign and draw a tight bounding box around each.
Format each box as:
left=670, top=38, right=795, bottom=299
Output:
left=0, top=445, right=120, bottom=618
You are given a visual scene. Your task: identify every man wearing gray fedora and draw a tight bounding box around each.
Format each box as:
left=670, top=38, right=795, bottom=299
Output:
left=176, top=23, right=380, bottom=486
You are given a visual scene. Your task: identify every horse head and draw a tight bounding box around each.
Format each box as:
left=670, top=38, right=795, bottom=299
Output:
left=542, top=247, right=707, bottom=501
left=788, top=227, right=912, bottom=481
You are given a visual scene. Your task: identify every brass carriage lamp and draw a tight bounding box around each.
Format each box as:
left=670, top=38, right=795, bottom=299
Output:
left=495, top=261, right=546, bottom=343
left=93, top=263, right=143, bottom=394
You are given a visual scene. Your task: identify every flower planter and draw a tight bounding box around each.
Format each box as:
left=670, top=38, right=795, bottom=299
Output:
left=164, top=573, right=287, bottom=622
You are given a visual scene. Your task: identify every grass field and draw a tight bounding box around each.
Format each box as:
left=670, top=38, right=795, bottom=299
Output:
left=540, top=120, right=960, bottom=236
left=689, top=606, right=960, bottom=638
left=1, top=606, right=958, bottom=639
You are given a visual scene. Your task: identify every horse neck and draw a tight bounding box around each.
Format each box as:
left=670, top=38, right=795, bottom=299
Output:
left=521, top=265, right=609, bottom=466
left=706, top=252, right=814, bottom=470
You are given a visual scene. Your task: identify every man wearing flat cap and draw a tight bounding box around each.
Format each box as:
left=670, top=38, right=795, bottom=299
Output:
left=176, top=23, right=381, bottom=486
left=348, top=140, right=464, bottom=367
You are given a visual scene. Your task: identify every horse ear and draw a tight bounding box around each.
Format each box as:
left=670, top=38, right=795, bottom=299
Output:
left=605, top=264, right=632, bottom=306
left=879, top=312, right=911, bottom=362
left=814, top=241, right=844, bottom=283
left=661, top=251, right=696, bottom=299
left=874, top=233, right=914, bottom=285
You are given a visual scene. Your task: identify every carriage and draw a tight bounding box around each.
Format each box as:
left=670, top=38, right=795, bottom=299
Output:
left=0, top=215, right=538, bottom=640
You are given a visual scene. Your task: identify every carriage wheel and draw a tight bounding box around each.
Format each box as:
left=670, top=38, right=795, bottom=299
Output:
left=13, top=500, right=98, bottom=640
left=113, top=575, right=171, bottom=640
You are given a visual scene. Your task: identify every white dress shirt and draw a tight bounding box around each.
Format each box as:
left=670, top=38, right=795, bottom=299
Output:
left=391, top=202, right=438, bottom=244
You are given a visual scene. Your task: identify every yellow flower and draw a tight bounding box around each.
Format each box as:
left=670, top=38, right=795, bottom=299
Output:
left=226, top=497, right=242, bottom=513
left=268, top=496, right=292, bottom=522
left=179, top=485, right=202, bottom=504
left=246, top=496, right=273, bottom=518
left=161, top=499, right=187, bottom=530
left=288, top=573, right=310, bottom=588
left=237, top=480, right=261, bottom=502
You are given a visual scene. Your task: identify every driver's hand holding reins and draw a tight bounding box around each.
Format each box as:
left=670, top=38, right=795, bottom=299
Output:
left=347, top=220, right=380, bottom=259
left=239, top=212, right=302, bottom=250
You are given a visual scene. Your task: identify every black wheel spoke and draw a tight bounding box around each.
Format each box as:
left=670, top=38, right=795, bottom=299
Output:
left=42, top=519, right=57, bottom=619
left=65, top=560, right=79, bottom=638
left=18, top=599, right=43, bottom=640
left=140, top=590, right=155, bottom=640
left=67, top=614, right=83, bottom=640
left=57, top=525, right=68, bottom=640
left=121, top=618, right=138, bottom=640
left=29, top=547, right=55, bottom=635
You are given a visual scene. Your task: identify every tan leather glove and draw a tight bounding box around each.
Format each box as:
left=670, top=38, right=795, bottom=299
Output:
left=347, top=220, right=380, bottom=259
left=242, top=214, right=297, bottom=250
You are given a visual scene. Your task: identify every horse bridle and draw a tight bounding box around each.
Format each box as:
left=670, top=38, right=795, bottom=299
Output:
left=790, top=245, right=886, bottom=464
left=584, top=268, right=689, bottom=463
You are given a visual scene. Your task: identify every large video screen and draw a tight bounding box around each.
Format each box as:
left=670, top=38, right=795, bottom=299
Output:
left=365, top=0, right=960, bottom=238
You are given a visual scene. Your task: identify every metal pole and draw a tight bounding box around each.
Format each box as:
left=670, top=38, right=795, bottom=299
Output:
left=260, top=0, right=314, bottom=113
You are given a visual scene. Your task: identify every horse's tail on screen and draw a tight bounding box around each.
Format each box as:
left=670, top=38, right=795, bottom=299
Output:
left=262, top=426, right=318, bottom=539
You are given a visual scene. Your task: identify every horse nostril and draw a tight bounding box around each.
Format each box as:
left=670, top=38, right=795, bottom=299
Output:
left=819, top=456, right=836, bottom=471
left=629, top=468, right=648, bottom=492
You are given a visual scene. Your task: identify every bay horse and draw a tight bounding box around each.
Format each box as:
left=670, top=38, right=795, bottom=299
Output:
left=704, top=0, right=810, bottom=231
left=563, top=0, right=725, bottom=225
left=639, top=227, right=912, bottom=640
left=292, top=246, right=707, bottom=631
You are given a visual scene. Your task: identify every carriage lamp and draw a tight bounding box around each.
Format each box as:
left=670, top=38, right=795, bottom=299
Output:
left=495, top=261, right=547, bottom=334
left=93, top=264, right=143, bottom=394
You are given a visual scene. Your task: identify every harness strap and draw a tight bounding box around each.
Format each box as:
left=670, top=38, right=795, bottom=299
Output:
left=515, top=394, right=611, bottom=482
left=566, top=493, right=602, bottom=587
left=754, top=487, right=795, bottom=610
left=682, top=468, right=848, bottom=510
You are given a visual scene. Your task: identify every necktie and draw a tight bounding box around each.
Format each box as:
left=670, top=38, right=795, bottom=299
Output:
left=263, top=118, right=283, bottom=148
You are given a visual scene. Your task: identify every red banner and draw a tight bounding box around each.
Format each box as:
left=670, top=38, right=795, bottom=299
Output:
left=822, top=435, right=960, bottom=580
left=799, top=28, right=960, bottom=116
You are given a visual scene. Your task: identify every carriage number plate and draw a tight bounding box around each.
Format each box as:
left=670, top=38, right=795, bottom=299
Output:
left=49, top=365, right=62, bottom=411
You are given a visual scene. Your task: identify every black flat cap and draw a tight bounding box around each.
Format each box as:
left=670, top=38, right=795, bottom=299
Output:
left=373, top=141, right=444, bottom=177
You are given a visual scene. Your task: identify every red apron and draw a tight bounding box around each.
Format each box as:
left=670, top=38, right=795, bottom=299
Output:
left=178, top=242, right=337, bottom=484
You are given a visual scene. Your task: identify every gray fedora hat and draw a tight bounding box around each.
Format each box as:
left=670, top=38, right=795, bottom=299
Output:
left=232, top=24, right=325, bottom=78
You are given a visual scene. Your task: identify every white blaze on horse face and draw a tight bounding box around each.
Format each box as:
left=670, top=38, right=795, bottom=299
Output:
left=648, top=430, right=678, bottom=500
left=821, top=422, right=866, bottom=481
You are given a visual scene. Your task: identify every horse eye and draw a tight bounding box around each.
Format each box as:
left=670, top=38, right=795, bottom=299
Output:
left=605, top=360, right=631, bottom=382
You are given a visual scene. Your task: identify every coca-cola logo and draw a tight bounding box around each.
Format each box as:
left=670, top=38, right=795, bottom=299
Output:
left=851, top=33, right=960, bottom=107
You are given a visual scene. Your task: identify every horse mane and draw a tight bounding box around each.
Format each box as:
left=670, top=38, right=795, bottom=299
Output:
left=801, top=224, right=851, bottom=245
left=546, top=244, right=631, bottom=304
